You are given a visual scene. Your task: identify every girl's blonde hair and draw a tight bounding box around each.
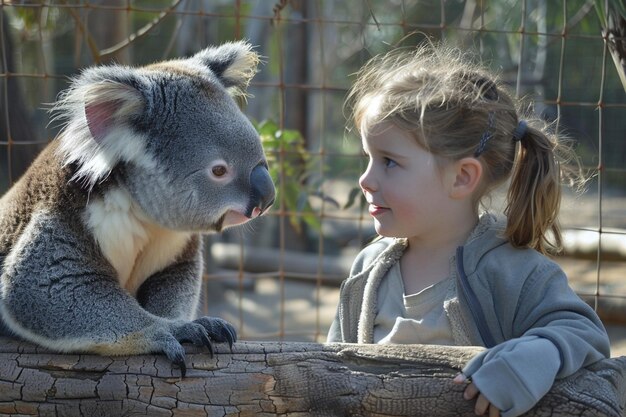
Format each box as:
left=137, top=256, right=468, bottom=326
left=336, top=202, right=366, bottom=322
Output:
left=347, top=42, right=581, bottom=255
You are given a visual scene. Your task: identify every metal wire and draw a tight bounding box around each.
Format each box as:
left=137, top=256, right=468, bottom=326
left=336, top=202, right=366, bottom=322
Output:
left=1, top=0, right=625, bottom=344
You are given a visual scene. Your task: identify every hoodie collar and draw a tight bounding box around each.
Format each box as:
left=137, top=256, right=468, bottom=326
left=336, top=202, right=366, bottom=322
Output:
left=460, top=212, right=508, bottom=275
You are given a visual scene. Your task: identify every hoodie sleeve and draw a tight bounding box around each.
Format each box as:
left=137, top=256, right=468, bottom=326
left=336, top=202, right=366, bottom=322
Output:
left=512, top=261, right=610, bottom=377
left=462, top=335, right=561, bottom=417
left=462, top=260, right=610, bottom=417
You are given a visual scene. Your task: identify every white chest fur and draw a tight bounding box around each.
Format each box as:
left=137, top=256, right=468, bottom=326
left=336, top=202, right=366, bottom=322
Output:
left=83, top=188, right=192, bottom=295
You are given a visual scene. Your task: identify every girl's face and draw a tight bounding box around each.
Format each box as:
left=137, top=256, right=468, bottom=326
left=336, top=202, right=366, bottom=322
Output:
left=359, top=122, right=456, bottom=240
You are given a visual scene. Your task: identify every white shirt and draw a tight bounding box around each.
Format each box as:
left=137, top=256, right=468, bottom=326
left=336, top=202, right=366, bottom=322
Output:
left=373, top=262, right=456, bottom=345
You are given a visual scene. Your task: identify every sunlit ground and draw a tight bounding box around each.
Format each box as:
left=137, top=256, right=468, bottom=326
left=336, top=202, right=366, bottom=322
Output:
left=204, top=273, right=626, bottom=357
left=204, top=190, right=626, bottom=357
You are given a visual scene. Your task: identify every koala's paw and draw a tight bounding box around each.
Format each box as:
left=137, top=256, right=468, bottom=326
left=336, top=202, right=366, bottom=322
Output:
left=155, top=331, right=189, bottom=377
left=193, top=316, right=238, bottom=349
left=158, top=318, right=237, bottom=377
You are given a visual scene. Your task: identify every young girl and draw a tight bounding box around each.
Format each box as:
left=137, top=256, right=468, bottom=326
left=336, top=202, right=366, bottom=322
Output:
left=327, top=43, right=610, bottom=417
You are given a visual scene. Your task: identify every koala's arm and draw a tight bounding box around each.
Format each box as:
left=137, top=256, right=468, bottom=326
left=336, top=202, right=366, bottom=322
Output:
left=0, top=211, right=230, bottom=374
left=2, top=210, right=163, bottom=351
left=136, top=235, right=203, bottom=320
left=136, top=235, right=236, bottom=344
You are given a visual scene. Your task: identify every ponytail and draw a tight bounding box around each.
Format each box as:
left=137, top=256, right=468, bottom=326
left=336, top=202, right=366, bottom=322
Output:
left=504, top=123, right=570, bottom=255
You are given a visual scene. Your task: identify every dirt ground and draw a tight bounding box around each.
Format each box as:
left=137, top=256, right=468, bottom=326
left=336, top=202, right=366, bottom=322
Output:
left=204, top=264, right=626, bottom=358
left=204, top=190, right=626, bottom=357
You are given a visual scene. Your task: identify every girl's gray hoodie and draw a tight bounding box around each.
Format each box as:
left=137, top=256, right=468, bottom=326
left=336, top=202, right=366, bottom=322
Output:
left=327, top=214, right=610, bottom=417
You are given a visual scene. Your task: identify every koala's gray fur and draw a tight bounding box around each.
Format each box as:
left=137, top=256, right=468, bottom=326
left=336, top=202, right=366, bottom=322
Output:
left=0, top=41, right=275, bottom=376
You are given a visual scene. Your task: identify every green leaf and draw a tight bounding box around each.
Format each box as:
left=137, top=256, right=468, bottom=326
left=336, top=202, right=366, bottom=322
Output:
left=254, top=118, right=325, bottom=233
left=257, top=119, right=280, bottom=137
left=280, top=129, right=302, bottom=144
left=344, top=186, right=363, bottom=209
left=302, top=212, right=322, bottom=230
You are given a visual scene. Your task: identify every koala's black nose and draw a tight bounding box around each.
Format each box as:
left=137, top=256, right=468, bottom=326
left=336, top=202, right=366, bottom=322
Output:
left=247, top=163, right=275, bottom=217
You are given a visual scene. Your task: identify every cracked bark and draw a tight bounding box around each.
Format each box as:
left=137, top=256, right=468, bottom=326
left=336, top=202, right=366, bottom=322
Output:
left=0, top=337, right=624, bottom=416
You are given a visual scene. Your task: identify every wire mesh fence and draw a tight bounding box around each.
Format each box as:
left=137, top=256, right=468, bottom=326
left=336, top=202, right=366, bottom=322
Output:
left=1, top=0, right=625, bottom=346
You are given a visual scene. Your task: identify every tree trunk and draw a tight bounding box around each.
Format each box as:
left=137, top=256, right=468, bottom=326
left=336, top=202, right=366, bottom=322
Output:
left=0, top=337, right=624, bottom=416
left=0, top=9, right=43, bottom=186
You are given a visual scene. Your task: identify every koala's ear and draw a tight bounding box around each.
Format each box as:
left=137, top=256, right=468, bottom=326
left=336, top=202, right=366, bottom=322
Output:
left=193, top=41, right=260, bottom=94
left=52, top=68, right=149, bottom=188
left=83, top=81, right=144, bottom=143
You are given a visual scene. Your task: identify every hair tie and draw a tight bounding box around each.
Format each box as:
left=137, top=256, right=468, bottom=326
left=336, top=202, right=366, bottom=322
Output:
left=512, top=120, right=527, bottom=142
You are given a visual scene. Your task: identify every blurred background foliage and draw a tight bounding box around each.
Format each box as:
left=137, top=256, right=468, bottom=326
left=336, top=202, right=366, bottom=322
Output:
left=1, top=0, right=625, bottom=252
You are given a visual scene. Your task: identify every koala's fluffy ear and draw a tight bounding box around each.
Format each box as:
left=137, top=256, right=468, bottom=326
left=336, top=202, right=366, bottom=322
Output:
left=193, top=41, right=260, bottom=95
left=82, top=81, right=144, bottom=144
left=52, top=69, right=150, bottom=188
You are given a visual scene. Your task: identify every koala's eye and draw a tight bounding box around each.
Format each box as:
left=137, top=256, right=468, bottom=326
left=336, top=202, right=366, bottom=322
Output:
left=212, top=165, right=228, bottom=177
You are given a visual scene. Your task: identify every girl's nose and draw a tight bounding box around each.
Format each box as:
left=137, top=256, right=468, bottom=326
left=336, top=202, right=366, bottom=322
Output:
left=359, top=164, right=376, bottom=193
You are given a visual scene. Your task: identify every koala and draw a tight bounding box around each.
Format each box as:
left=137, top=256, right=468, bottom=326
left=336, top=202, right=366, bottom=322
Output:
left=0, top=41, right=275, bottom=376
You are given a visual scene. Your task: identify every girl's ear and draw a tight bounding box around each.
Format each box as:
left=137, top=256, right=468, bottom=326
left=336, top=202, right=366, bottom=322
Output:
left=448, top=157, right=483, bottom=200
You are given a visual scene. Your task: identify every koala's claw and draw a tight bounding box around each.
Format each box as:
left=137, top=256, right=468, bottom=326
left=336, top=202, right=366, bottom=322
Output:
left=223, top=324, right=237, bottom=350
left=200, top=331, right=215, bottom=358
left=162, top=317, right=236, bottom=376
left=177, top=359, right=187, bottom=378
left=172, top=321, right=215, bottom=357
left=161, top=333, right=187, bottom=377
left=193, top=316, right=238, bottom=350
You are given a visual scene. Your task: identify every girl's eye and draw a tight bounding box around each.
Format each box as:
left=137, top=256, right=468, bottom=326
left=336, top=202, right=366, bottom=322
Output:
left=384, top=157, right=398, bottom=168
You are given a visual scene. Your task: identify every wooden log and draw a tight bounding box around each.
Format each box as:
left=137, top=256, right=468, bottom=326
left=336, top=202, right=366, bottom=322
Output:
left=0, top=337, right=624, bottom=417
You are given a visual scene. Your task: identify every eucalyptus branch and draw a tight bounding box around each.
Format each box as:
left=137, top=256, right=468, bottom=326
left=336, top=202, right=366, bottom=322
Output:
left=99, top=0, right=184, bottom=59
left=59, top=0, right=101, bottom=64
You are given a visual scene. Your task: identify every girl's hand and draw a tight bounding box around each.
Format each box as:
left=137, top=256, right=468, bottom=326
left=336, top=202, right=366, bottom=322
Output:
left=453, top=373, right=501, bottom=417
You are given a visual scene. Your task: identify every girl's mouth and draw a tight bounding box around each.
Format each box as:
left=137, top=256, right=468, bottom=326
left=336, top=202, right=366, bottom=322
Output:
left=368, top=204, right=390, bottom=216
